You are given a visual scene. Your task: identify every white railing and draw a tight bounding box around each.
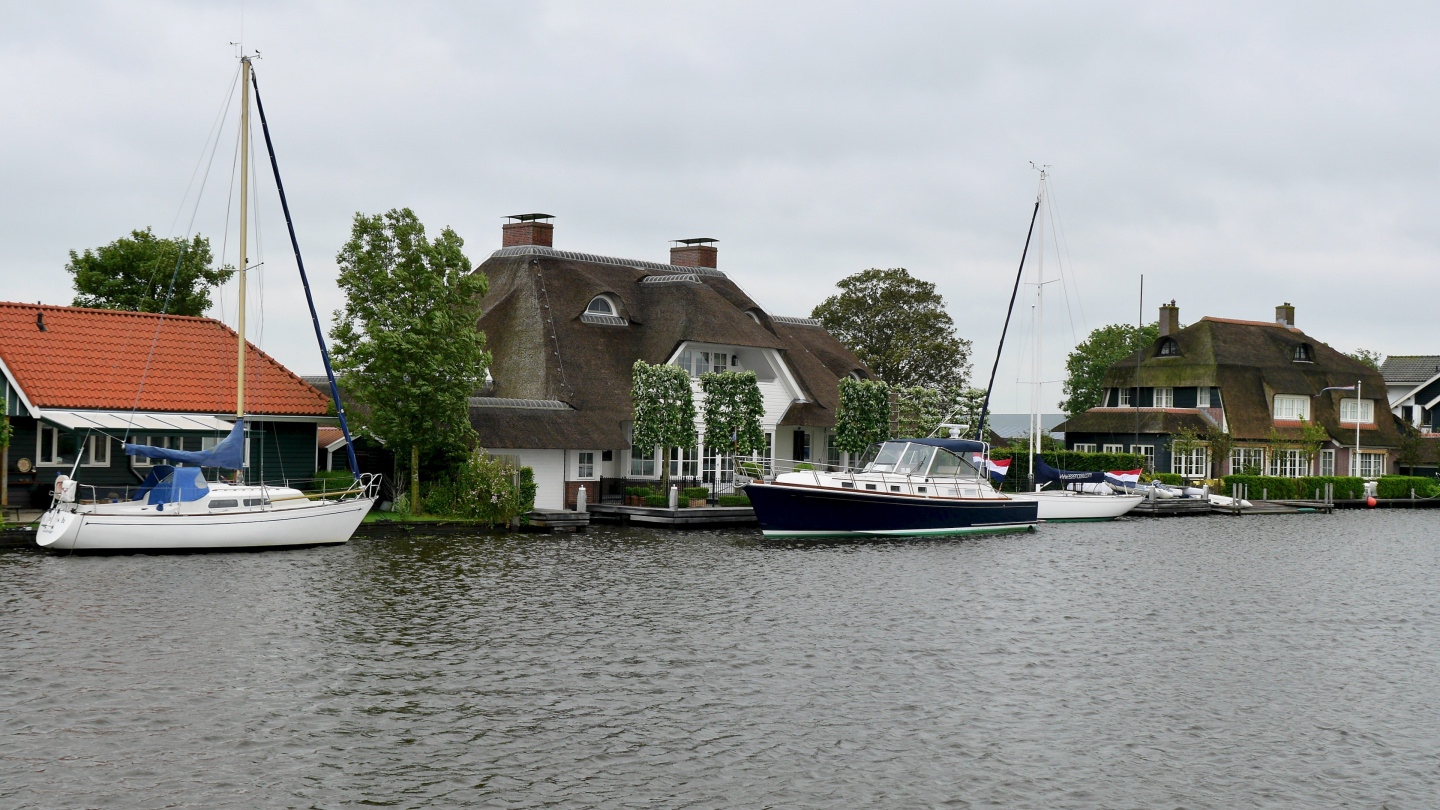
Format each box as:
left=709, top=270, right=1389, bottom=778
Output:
left=737, top=457, right=990, bottom=498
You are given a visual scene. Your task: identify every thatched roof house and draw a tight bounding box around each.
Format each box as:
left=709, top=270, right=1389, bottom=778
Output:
left=1057, top=301, right=1400, bottom=479
left=471, top=216, right=870, bottom=509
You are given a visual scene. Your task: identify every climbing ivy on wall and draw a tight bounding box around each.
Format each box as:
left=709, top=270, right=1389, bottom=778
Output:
left=699, top=370, right=766, bottom=456
left=834, top=378, right=891, bottom=454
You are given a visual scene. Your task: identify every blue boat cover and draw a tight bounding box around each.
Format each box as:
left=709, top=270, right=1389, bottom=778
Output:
left=135, top=465, right=211, bottom=505
left=906, top=437, right=988, bottom=455
left=125, top=419, right=245, bottom=470
left=1034, top=455, right=1107, bottom=484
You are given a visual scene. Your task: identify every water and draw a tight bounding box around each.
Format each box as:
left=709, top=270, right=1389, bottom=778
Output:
left=3, top=512, right=1439, bottom=808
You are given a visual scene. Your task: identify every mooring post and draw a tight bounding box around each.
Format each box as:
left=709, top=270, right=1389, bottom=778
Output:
left=576, top=484, right=587, bottom=512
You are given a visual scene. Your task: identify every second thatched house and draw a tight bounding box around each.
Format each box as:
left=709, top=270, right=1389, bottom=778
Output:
left=470, top=215, right=872, bottom=509
left=1057, top=301, right=1401, bottom=479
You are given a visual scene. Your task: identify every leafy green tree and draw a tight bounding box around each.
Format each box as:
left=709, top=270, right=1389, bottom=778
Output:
left=892, top=385, right=992, bottom=440
left=1203, top=424, right=1234, bottom=478
left=811, top=268, right=971, bottom=389
left=1347, top=349, right=1384, bottom=370
left=632, top=361, right=698, bottom=491
left=699, top=370, right=765, bottom=457
left=1061, top=322, right=1160, bottom=415
left=834, top=378, right=891, bottom=454
left=67, top=228, right=233, bottom=316
left=329, top=208, right=490, bottom=510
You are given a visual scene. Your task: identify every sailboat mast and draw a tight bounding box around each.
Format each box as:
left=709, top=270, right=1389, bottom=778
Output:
left=236, top=56, right=251, bottom=419
left=1029, top=171, right=1046, bottom=492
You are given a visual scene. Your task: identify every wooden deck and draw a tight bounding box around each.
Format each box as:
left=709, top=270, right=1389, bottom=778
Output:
left=525, top=509, right=591, bottom=531
left=1129, top=499, right=1214, bottom=517
left=587, top=503, right=758, bottom=527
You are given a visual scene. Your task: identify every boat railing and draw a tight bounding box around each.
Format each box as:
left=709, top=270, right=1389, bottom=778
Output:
left=745, top=458, right=991, bottom=498
left=60, top=473, right=382, bottom=509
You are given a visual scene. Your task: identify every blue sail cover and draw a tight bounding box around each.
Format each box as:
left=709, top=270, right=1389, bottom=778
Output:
left=124, top=419, right=245, bottom=470
left=1034, top=455, right=1107, bottom=485
left=135, top=465, right=211, bottom=505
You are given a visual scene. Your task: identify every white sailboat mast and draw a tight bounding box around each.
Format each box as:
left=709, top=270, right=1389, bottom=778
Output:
left=1030, top=172, right=1046, bottom=490
left=236, top=56, right=251, bottom=419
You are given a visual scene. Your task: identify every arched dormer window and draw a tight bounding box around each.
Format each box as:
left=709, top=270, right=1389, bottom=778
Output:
left=586, top=295, right=616, bottom=316
left=1157, top=338, right=1180, bottom=357
left=746, top=311, right=761, bottom=324
left=1294, top=343, right=1313, bottom=362
left=849, top=370, right=864, bottom=381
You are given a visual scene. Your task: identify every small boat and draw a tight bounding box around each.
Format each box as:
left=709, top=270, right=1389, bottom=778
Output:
left=740, top=439, right=1038, bottom=539
left=37, top=55, right=377, bottom=551
left=1006, top=457, right=1143, bottom=521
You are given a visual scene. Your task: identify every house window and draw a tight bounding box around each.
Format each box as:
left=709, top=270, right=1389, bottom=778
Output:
left=1153, top=387, right=1174, bottom=408
left=37, top=424, right=79, bottom=466
left=1072, top=443, right=1097, bottom=453
left=712, top=353, right=727, bottom=374
left=1340, top=398, right=1373, bottom=424
left=577, top=451, right=595, bottom=479
left=1352, top=451, right=1386, bottom=478
left=1158, top=338, right=1180, bottom=356
left=1231, top=447, right=1267, bottom=475
left=702, top=446, right=735, bottom=490
left=83, top=436, right=111, bottom=467
left=792, top=430, right=811, bottom=462
left=1118, top=388, right=1132, bottom=407
left=1197, top=387, right=1211, bottom=408
left=1102, top=443, right=1124, bottom=454
left=1294, top=344, right=1313, bottom=362
left=762, top=432, right=773, bottom=475
left=630, top=445, right=657, bottom=477
left=669, top=446, right=698, bottom=478
left=1132, top=445, right=1155, bottom=470
left=1273, top=395, right=1310, bottom=421
left=1171, top=447, right=1209, bottom=478
left=827, top=437, right=842, bottom=470
left=1269, top=449, right=1307, bottom=478
left=586, top=295, right=616, bottom=316
left=1320, top=449, right=1335, bottom=476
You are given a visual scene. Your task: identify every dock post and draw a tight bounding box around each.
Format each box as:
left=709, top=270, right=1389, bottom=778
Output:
left=576, top=484, right=586, bottom=512
left=669, top=485, right=678, bottom=509
left=1262, top=487, right=1267, bottom=502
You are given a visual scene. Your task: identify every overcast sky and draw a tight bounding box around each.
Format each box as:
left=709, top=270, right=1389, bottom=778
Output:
left=3, top=2, right=1437, bottom=412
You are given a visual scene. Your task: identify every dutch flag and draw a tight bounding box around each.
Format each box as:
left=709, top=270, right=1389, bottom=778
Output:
left=1105, top=469, right=1142, bottom=488
left=974, top=454, right=1012, bottom=485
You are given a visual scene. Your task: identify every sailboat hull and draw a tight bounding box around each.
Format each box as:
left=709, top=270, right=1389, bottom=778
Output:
left=36, top=498, right=374, bottom=552
left=1008, top=491, right=1143, bottom=521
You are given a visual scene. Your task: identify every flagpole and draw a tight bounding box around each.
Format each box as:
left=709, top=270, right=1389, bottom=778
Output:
left=1355, top=379, right=1362, bottom=477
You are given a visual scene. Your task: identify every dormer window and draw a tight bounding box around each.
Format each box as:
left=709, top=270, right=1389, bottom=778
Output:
left=586, top=296, right=616, bottom=316
left=1157, top=338, right=1180, bottom=357
left=746, top=311, right=761, bottom=324
left=1294, top=343, right=1313, bottom=362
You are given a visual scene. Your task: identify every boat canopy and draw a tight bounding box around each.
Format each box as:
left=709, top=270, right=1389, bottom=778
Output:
left=906, top=438, right=987, bottom=454
left=124, top=419, right=245, bottom=470
left=136, top=465, right=212, bottom=505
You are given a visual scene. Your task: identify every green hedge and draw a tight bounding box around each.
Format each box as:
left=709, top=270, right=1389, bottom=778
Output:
left=990, top=451, right=1147, bottom=491
left=644, top=494, right=669, bottom=507
left=1377, top=476, right=1440, bottom=498
left=1222, top=475, right=1366, bottom=500
left=682, top=487, right=709, bottom=500
left=625, top=486, right=653, bottom=498
left=1150, top=473, right=1185, bottom=486
left=718, top=494, right=751, bottom=507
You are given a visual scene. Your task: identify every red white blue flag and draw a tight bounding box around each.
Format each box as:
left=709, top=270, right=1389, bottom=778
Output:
left=974, top=454, right=1012, bottom=485
left=1105, top=469, right=1142, bottom=487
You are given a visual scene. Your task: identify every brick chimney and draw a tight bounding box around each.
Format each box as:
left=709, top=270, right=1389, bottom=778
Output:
left=502, top=213, right=554, bottom=247
left=1158, top=300, right=1180, bottom=336
left=670, top=238, right=718, bottom=268
left=1276, top=302, right=1295, bottom=327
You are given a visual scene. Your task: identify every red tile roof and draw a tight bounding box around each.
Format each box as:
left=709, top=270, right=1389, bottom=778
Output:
left=0, top=302, right=329, bottom=416
left=317, top=426, right=346, bottom=447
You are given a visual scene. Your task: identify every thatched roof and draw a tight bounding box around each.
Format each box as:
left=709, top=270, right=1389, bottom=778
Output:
left=472, top=245, right=869, bottom=449
left=1088, top=316, right=1398, bottom=446
left=1056, top=408, right=1212, bottom=436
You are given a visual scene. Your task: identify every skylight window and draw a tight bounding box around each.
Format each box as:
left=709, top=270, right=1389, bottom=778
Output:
left=1158, top=338, right=1180, bottom=357
left=1294, top=344, right=1313, bottom=362
left=586, top=296, right=616, bottom=316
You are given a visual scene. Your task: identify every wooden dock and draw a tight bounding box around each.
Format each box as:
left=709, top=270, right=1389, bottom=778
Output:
left=1213, top=499, right=1333, bottom=515
left=1129, top=499, right=1214, bottom=517
left=587, top=504, right=758, bottom=527
left=525, top=509, right=591, bottom=531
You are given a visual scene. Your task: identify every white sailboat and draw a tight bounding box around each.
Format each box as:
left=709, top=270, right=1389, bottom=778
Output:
left=37, top=56, right=377, bottom=551
left=1000, top=168, right=1142, bottom=521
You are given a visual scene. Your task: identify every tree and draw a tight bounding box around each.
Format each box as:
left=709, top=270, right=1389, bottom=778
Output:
left=834, top=378, right=891, bottom=454
left=811, top=268, right=972, bottom=389
left=1061, top=322, right=1160, bottom=416
left=1348, top=349, right=1384, bottom=370
left=699, top=370, right=765, bottom=457
left=1203, top=424, right=1235, bottom=478
left=329, top=208, right=490, bottom=511
left=67, top=228, right=233, bottom=316
left=631, top=361, right=698, bottom=491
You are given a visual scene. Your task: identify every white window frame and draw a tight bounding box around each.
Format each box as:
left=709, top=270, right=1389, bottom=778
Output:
left=37, top=424, right=80, bottom=467
left=1102, top=443, right=1124, bottom=454
left=83, top=435, right=111, bottom=468
left=1171, top=446, right=1210, bottom=478
left=576, top=451, right=596, bottom=480
left=1268, top=448, right=1307, bottom=478
left=669, top=446, right=699, bottom=478
left=1231, top=447, right=1267, bottom=475
left=1319, top=449, right=1335, bottom=476
left=1118, top=388, right=1132, bottom=407
left=1072, top=443, right=1097, bottom=453
left=1153, top=387, right=1174, bottom=408
left=1352, top=451, right=1386, bottom=478
left=1273, top=395, right=1310, bottom=421
left=1132, top=444, right=1155, bottom=469
left=702, top=444, right=736, bottom=492
left=1340, top=398, right=1374, bottom=424
left=1197, top=387, right=1211, bottom=408
left=630, top=445, right=658, bottom=478
left=585, top=295, right=616, bottom=316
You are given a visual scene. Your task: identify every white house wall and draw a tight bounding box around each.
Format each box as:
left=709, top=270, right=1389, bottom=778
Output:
left=513, top=449, right=565, bottom=510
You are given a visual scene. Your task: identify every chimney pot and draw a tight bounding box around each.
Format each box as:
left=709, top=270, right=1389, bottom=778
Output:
left=1158, top=300, right=1180, bottom=337
left=502, top=213, right=554, bottom=248
left=670, top=238, right=718, bottom=269
left=1275, top=302, right=1295, bottom=327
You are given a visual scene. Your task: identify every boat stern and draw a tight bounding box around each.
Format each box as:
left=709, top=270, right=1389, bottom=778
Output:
left=36, top=508, right=81, bottom=549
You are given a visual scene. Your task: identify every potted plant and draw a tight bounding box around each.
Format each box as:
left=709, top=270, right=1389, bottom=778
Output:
left=625, top=486, right=651, bottom=506
left=683, top=486, right=709, bottom=508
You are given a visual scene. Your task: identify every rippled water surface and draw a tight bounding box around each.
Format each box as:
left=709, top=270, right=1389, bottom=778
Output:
left=4, top=512, right=1440, bottom=808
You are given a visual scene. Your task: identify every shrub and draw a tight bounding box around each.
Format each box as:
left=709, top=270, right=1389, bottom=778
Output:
left=644, top=494, right=670, bottom=507
left=421, top=453, right=537, bottom=524
left=1222, top=475, right=1367, bottom=500
left=625, top=485, right=653, bottom=498
left=718, top=494, right=751, bottom=506
left=682, top=487, right=709, bottom=500
left=737, top=461, right=765, bottom=477
left=1149, top=473, right=1185, bottom=486
left=307, top=469, right=358, bottom=492
left=1377, top=476, right=1440, bottom=499
left=793, top=462, right=815, bottom=471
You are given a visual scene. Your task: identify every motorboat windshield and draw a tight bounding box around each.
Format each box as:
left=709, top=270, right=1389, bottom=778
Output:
left=927, top=448, right=981, bottom=478
left=861, top=441, right=936, bottom=475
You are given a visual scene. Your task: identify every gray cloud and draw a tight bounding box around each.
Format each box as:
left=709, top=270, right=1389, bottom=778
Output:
left=2, top=1, right=1436, bottom=412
